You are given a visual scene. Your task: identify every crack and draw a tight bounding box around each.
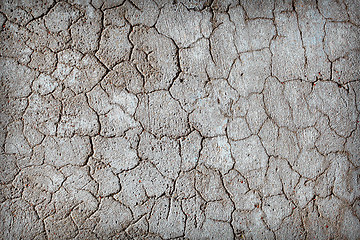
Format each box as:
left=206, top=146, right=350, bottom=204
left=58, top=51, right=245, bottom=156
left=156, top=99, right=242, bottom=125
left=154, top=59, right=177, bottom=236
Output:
left=293, top=0, right=308, bottom=72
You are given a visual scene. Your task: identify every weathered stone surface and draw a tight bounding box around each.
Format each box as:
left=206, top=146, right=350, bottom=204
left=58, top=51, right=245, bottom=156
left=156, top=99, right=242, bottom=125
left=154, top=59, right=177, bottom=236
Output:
left=136, top=91, right=189, bottom=138
left=241, top=0, right=274, bottom=18
left=130, top=25, right=178, bottom=92
left=40, top=135, right=91, bottom=167
left=100, top=61, right=144, bottom=94
left=44, top=2, right=81, bottom=33
left=99, top=105, right=139, bottom=137
left=5, top=120, right=32, bottom=157
left=0, top=58, right=37, bottom=98
left=60, top=52, right=107, bottom=94
left=271, top=11, right=305, bottom=80
left=148, top=197, right=186, bottom=238
left=70, top=5, right=102, bottom=53
left=96, top=24, right=132, bottom=69
left=263, top=195, right=293, bottom=230
left=93, top=136, right=139, bottom=173
left=233, top=208, right=274, bottom=239
left=0, top=23, right=33, bottom=63
left=179, top=130, right=202, bottom=171
left=1, top=199, right=44, bottom=239
left=1, top=1, right=359, bottom=239
left=189, top=97, right=228, bottom=137
left=208, top=12, right=238, bottom=79
left=308, top=81, right=357, bottom=137
left=230, top=6, right=275, bottom=52
left=89, top=157, right=120, bottom=197
left=89, top=198, right=132, bottom=238
left=23, top=93, right=61, bottom=136
left=324, top=22, right=360, bottom=61
left=229, top=49, right=271, bottom=97
left=0, top=154, right=18, bottom=184
left=199, top=136, right=233, bottom=174
left=318, top=0, right=348, bottom=21
left=32, top=73, right=58, bottom=95
left=296, top=0, right=330, bottom=81
left=57, top=94, right=99, bottom=137
left=138, top=131, right=181, bottom=179
left=169, top=72, right=208, bottom=112
left=156, top=3, right=203, bottom=48
left=231, top=135, right=269, bottom=190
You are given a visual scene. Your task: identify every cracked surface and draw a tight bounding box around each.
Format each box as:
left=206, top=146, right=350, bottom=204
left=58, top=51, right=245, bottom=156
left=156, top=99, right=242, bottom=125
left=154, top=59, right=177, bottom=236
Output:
left=0, top=0, right=359, bottom=239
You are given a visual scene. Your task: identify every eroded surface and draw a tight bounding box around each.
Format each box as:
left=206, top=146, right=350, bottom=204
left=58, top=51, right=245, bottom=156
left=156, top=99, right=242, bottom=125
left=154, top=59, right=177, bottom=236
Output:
left=0, top=0, right=359, bottom=239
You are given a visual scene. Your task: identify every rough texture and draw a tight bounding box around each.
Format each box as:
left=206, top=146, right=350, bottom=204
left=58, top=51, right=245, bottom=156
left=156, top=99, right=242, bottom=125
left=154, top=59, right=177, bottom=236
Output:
left=0, top=0, right=359, bottom=239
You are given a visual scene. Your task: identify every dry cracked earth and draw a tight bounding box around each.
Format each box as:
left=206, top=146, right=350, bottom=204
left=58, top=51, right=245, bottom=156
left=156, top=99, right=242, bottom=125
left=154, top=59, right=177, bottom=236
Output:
left=0, top=0, right=360, bottom=239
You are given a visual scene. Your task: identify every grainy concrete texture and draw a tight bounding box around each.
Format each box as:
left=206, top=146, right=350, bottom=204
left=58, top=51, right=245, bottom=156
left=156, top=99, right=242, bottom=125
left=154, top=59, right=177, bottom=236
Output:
left=0, top=0, right=359, bottom=239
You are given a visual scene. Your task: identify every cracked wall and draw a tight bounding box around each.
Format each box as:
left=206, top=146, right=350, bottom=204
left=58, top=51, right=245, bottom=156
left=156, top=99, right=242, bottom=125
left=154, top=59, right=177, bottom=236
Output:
left=0, top=0, right=359, bottom=239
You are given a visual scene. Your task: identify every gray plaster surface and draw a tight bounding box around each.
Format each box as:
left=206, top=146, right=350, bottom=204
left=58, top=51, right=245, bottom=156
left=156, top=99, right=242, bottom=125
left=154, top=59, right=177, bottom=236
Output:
left=0, top=0, right=359, bottom=239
